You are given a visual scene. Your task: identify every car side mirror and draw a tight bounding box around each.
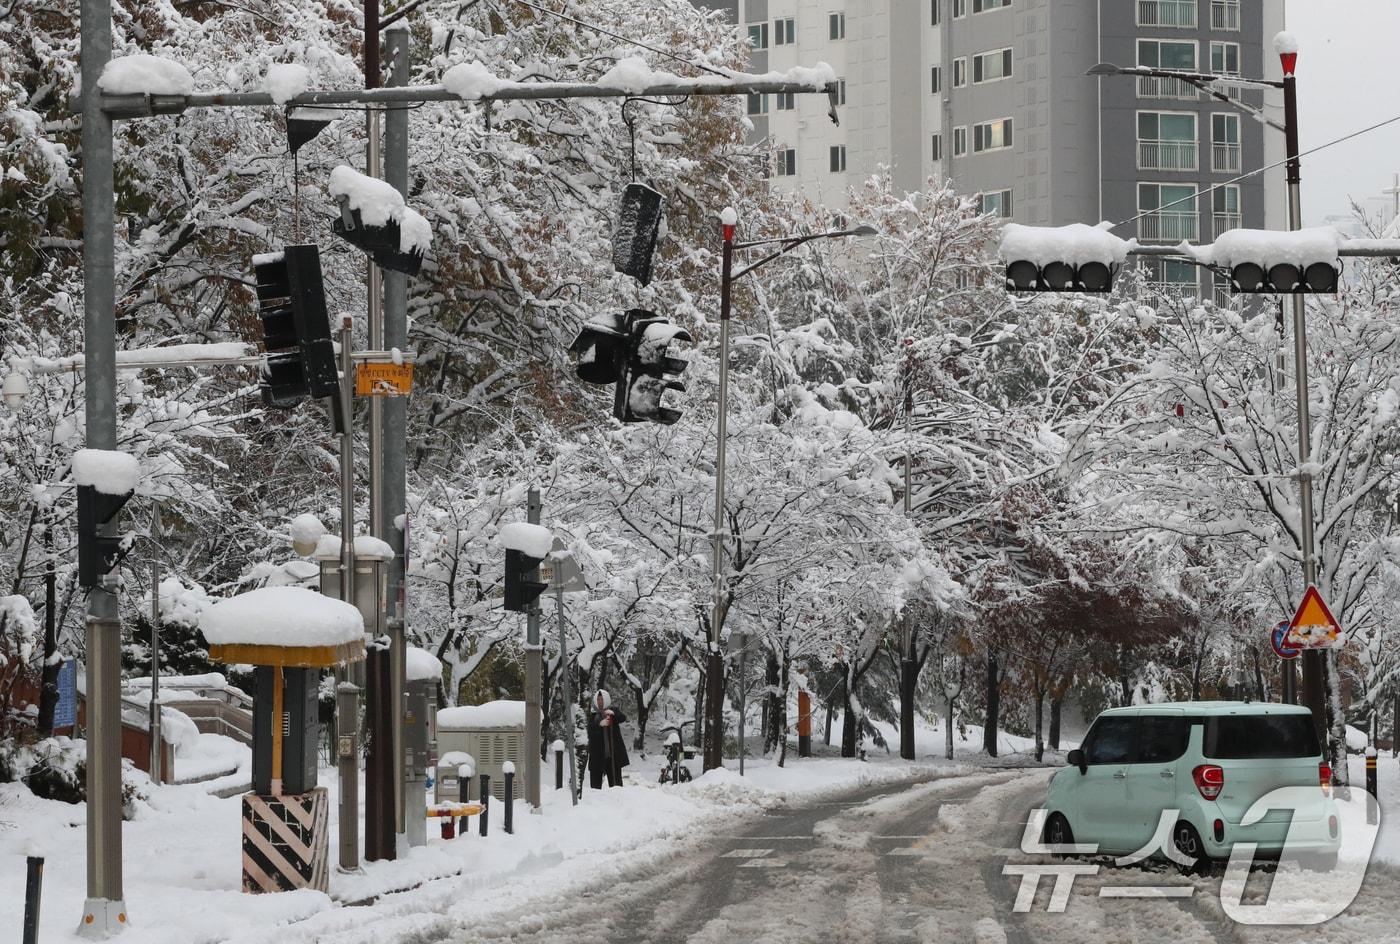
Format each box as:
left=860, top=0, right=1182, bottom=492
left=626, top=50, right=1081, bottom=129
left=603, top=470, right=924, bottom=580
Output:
left=1067, top=748, right=1087, bottom=774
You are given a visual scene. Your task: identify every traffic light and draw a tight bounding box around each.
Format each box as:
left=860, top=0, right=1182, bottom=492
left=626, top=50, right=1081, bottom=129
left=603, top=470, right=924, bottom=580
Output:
left=1227, top=260, right=1339, bottom=294
left=612, top=183, right=664, bottom=286
left=614, top=310, right=692, bottom=425
left=77, top=484, right=133, bottom=588
left=503, top=548, right=548, bottom=613
left=569, top=312, right=626, bottom=385
left=332, top=203, right=427, bottom=276
left=253, top=245, right=339, bottom=408
left=1004, top=259, right=1116, bottom=293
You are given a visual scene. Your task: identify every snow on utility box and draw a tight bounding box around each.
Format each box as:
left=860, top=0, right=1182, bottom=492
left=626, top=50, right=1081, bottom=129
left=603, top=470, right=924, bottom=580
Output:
left=436, top=700, right=533, bottom=802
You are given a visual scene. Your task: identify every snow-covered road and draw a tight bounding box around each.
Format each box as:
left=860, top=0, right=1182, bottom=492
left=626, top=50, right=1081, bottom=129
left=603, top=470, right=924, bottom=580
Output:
left=450, top=769, right=1400, bottom=944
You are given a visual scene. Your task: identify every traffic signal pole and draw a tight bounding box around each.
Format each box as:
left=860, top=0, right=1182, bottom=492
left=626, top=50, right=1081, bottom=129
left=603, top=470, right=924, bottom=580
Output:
left=900, top=346, right=916, bottom=762
left=704, top=220, right=735, bottom=772
left=79, top=0, right=126, bottom=933
left=525, top=489, right=543, bottom=809
left=1280, top=55, right=1330, bottom=760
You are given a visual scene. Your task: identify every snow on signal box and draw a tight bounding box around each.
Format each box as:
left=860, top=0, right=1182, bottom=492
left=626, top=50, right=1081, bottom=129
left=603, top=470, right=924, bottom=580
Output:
left=1285, top=585, right=1342, bottom=650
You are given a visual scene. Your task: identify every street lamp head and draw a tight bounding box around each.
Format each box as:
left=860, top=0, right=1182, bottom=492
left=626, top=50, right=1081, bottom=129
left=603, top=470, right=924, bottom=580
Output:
left=1274, top=31, right=1298, bottom=76
left=2, top=371, right=29, bottom=410
left=1086, top=62, right=1122, bottom=77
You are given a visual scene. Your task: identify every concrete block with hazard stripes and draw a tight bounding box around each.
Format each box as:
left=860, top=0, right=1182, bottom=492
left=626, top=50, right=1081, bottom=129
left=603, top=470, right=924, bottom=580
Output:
left=242, top=788, right=329, bottom=894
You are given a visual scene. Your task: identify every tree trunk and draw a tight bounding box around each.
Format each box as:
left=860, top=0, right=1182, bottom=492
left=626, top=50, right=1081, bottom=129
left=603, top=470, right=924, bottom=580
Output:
left=983, top=650, right=1000, bottom=758
left=1251, top=646, right=1266, bottom=702
left=693, top=656, right=706, bottom=737
left=1033, top=684, right=1045, bottom=763
left=945, top=694, right=956, bottom=760
left=823, top=696, right=834, bottom=746
left=1049, top=695, right=1063, bottom=751
left=1325, top=649, right=1348, bottom=786
left=763, top=649, right=781, bottom=755
left=840, top=672, right=857, bottom=758
left=633, top=694, right=649, bottom=752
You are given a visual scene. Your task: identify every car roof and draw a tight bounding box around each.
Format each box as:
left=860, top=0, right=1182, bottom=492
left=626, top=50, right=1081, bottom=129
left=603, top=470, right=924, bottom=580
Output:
left=1096, top=701, right=1312, bottom=717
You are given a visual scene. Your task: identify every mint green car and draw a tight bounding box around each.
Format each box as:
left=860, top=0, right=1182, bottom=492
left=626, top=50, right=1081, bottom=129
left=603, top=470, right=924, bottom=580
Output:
left=1042, top=702, right=1340, bottom=869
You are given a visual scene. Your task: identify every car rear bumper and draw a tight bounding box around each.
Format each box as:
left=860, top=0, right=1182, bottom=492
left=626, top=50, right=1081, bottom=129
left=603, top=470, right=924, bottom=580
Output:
left=1199, top=811, right=1339, bottom=859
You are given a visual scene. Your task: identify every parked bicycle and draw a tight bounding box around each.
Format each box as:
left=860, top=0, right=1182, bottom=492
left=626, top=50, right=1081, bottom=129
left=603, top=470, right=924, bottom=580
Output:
left=658, top=719, right=697, bottom=784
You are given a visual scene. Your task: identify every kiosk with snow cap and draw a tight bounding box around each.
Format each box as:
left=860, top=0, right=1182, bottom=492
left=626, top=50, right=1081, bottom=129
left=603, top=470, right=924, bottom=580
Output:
left=200, top=586, right=365, bottom=894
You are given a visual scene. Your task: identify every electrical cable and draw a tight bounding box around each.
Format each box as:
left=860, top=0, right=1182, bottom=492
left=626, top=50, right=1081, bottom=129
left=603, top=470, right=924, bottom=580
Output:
left=510, top=0, right=731, bottom=79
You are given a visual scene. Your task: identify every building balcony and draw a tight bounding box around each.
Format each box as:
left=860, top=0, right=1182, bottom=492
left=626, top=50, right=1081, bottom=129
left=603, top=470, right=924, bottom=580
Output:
left=1213, top=212, right=1242, bottom=237
left=1137, top=0, right=1198, bottom=28
left=1137, top=75, right=1199, bottom=100
left=1211, top=142, right=1241, bottom=173
left=1211, top=0, right=1241, bottom=31
left=1138, top=140, right=1199, bottom=172
left=1138, top=211, right=1199, bottom=243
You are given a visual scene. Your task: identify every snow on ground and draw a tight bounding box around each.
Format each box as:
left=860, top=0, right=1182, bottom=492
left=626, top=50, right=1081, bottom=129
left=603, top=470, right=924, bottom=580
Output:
left=1348, top=751, right=1400, bottom=866
left=0, top=730, right=995, bottom=944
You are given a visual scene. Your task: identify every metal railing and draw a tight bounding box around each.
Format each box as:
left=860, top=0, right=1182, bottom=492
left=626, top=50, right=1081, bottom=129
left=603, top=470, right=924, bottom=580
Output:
left=1212, top=212, right=1242, bottom=236
left=1211, top=0, right=1240, bottom=31
left=1137, top=74, right=1200, bottom=100
left=1138, top=210, right=1199, bottom=242
left=1211, top=142, right=1240, bottom=172
left=1137, top=0, right=1197, bottom=27
left=1138, top=140, right=1198, bottom=171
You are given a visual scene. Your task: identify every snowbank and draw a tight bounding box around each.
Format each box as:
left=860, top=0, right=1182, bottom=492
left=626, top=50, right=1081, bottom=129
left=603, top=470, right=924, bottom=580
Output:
left=72, top=448, right=140, bottom=495
left=405, top=646, right=442, bottom=682
left=1188, top=225, right=1342, bottom=269
left=200, top=586, right=364, bottom=647
left=999, top=222, right=1132, bottom=267
left=438, top=699, right=528, bottom=730
left=98, top=54, right=194, bottom=96
left=264, top=63, right=310, bottom=106
left=498, top=521, right=553, bottom=558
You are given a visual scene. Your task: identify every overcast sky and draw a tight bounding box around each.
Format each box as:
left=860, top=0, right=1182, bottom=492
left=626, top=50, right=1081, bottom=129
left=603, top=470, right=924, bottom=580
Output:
left=1288, top=0, right=1400, bottom=226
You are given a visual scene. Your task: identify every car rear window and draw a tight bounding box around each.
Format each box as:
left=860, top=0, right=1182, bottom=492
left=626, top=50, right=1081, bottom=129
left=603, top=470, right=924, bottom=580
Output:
left=1204, top=714, right=1319, bottom=759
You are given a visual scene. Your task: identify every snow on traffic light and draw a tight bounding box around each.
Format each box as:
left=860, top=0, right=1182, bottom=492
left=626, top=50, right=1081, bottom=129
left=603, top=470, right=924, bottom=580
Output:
left=72, top=449, right=138, bottom=588
left=500, top=522, right=552, bottom=613
left=1189, top=226, right=1341, bottom=294
left=569, top=309, right=692, bottom=425
left=999, top=222, right=1129, bottom=294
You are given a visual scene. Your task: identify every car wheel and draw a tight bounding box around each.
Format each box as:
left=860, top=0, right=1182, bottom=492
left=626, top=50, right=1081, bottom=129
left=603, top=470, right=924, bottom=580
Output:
left=1043, top=813, right=1074, bottom=856
left=1172, top=821, right=1209, bottom=875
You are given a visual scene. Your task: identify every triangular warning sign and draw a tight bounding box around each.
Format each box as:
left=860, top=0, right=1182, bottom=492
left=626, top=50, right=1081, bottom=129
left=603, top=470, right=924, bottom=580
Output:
left=1286, top=585, right=1343, bottom=649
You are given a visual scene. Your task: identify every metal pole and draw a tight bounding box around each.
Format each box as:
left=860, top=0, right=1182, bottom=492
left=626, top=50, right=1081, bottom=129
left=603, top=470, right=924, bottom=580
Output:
left=336, top=681, right=360, bottom=871
left=37, top=514, right=57, bottom=738
left=705, top=217, right=735, bottom=772
left=148, top=501, right=162, bottom=784
left=79, top=0, right=126, bottom=932
left=335, top=314, right=360, bottom=872
left=738, top=638, right=746, bottom=776
left=900, top=348, right=916, bottom=761
left=557, top=582, right=578, bottom=805
left=1282, top=66, right=1328, bottom=754
left=24, top=856, right=43, bottom=944
left=383, top=19, right=411, bottom=850
left=524, top=488, right=543, bottom=809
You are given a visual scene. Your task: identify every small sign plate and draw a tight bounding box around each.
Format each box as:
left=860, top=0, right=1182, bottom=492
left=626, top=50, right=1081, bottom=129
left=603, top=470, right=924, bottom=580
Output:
left=355, top=362, right=414, bottom=397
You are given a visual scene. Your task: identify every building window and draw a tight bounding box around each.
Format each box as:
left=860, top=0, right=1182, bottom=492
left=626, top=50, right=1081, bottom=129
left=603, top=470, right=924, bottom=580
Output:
left=973, top=48, right=1013, bottom=83
left=829, top=12, right=845, bottom=40
left=931, top=133, right=943, bottom=161
left=1136, top=111, right=1197, bottom=171
left=973, top=0, right=1011, bottom=12
left=775, top=148, right=797, bottom=176
left=748, top=23, right=769, bottom=50
left=776, top=91, right=796, bottom=110
left=1211, top=0, right=1240, bottom=31
left=1211, top=113, right=1240, bottom=172
left=830, top=145, right=847, bottom=173
left=978, top=189, right=1013, bottom=217
left=931, top=66, right=942, bottom=94
left=973, top=117, right=1013, bottom=152
left=837, top=79, right=847, bottom=105
left=746, top=93, right=768, bottom=116
left=953, top=0, right=967, bottom=18
left=953, top=57, right=967, bottom=87
left=952, top=125, right=968, bottom=156
left=1212, top=184, right=1241, bottom=234
left=1138, top=182, right=1199, bottom=242
left=932, top=0, right=941, bottom=25
left=1135, top=0, right=1197, bottom=29
left=1137, top=39, right=1198, bottom=98
left=1146, top=258, right=1200, bottom=296
left=774, top=17, right=796, bottom=45
left=1209, top=41, right=1240, bottom=76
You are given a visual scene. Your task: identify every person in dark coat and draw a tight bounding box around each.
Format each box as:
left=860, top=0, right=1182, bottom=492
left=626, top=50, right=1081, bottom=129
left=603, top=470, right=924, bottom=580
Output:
left=586, top=689, right=629, bottom=788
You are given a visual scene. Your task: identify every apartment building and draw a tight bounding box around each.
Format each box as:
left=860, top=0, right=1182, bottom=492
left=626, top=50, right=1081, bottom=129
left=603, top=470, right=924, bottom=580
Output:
left=693, top=0, right=1286, bottom=295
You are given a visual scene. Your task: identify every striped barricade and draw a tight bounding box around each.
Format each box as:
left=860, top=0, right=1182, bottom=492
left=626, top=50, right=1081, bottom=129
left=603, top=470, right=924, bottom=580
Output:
left=241, top=788, right=329, bottom=893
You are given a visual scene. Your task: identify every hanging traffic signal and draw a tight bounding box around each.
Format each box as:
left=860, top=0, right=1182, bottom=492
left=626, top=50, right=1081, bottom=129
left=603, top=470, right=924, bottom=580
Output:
left=77, top=484, right=133, bottom=588
left=612, top=183, right=664, bottom=286
left=1228, top=261, right=1339, bottom=294
left=253, top=245, right=339, bottom=408
left=503, top=548, right=548, bottom=613
left=614, top=310, right=692, bottom=425
left=569, top=312, right=626, bottom=385
left=1004, top=260, right=1116, bottom=293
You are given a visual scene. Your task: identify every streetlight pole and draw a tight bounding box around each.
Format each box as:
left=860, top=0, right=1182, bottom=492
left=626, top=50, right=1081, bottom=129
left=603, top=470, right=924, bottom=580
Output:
left=703, top=209, right=876, bottom=771
left=900, top=339, right=916, bottom=762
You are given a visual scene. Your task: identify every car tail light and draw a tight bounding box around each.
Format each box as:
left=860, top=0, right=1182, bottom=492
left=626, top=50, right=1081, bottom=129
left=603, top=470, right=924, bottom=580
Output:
left=1319, top=763, right=1333, bottom=796
left=1193, top=764, right=1224, bottom=800
left=1213, top=818, right=1225, bottom=842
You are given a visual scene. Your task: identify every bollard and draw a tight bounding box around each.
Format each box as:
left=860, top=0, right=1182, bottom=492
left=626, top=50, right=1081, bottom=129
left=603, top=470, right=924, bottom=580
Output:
left=440, top=810, right=455, bottom=840
left=479, top=773, right=491, bottom=836
left=554, top=739, right=565, bottom=790
left=23, top=855, right=42, bottom=944
left=503, top=763, right=515, bottom=835
left=1367, top=747, right=1378, bottom=825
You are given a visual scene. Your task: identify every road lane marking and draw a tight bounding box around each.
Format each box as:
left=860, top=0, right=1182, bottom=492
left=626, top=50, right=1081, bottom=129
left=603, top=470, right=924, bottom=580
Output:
left=721, top=849, right=773, bottom=858
left=1099, top=886, right=1194, bottom=898
left=738, top=859, right=788, bottom=868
